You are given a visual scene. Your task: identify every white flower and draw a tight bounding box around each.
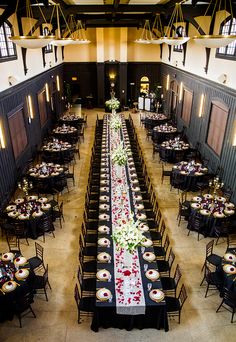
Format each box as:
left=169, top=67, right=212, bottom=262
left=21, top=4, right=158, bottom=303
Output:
left=110, top=114, right=122, bottom=131
left=105, top=98, right=120, bottom=110
left=111, top=143, right=128, bottom=166
left=112, top=214, right=145, bottom=254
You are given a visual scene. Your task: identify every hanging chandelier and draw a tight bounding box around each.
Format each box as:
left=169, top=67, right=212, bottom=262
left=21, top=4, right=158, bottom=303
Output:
left=68, top=16, right=90, bottom=45
left=160, top=2, right=190, bottom=46
left=150, top=14, right=164, bottom=45
left=192, top=0, right=236, bottom=48
left=134, top=20, right=152, bottom=44
left=51, top=4, right=73, bottom=46
left=9, top=0, right=55, bottom=49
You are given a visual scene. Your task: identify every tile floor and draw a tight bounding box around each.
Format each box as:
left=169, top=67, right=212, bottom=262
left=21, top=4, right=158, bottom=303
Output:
left=0, top=109, right=235, bottom=342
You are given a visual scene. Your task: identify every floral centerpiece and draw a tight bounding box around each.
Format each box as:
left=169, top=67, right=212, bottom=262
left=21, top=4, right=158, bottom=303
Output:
left=112, top=214, right=145, bottom=254
left=110, top=114, right=122, bottom=131
left=105, top=98, right=120, bottom=110
left=111, top=143, right=128, bottom=166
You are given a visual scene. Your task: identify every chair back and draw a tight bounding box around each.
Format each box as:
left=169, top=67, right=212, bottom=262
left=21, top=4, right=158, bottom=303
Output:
left=159, top=221, right=166, bottom=236
left=59, top=202, right=64, bottom=215
left=74, top=283, right=81, bottom=307
left=174, top=264, right=182, bottom=287
left=168, top=248, right=175, bottom=270
left=7, top=234, right=21, bottom=253
left=206, top=240, right=214, bottom=258
left=178, top=284, right=187, bottom=308
left=35, top=242, right=44, bottom=260
left=43, top=264, right=49, bottom=286
left=222, top=287, right=236, bottom=307
left=13, top=221, right=26, bottom=237
left=163, top=234, right=170, bottom=252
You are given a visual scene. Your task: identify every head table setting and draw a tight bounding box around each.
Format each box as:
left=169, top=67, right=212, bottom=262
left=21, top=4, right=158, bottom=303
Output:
left=90, top=113, right=168, bottom=332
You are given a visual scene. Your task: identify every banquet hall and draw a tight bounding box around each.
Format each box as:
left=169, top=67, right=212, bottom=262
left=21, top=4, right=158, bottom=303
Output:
left=0, top=1, right=236, bottom=341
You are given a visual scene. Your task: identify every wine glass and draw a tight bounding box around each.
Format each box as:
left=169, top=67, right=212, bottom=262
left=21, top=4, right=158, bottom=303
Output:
left=144, top=264, right=148, bottom=272
left=147, top=283, right=152, bottom=291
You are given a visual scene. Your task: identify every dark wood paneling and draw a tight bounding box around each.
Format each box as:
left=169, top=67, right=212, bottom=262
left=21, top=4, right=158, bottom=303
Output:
left=0, top=65, right=64, bottom=210
left=161, top=63, right=236, bottom=202
left=63, top=62, right=98, bottom=106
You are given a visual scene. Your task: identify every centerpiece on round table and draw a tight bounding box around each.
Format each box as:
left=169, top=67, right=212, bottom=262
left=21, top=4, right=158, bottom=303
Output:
left=105, top=97, right=120, bottom=115
left=111, top=143, right=128, bottom=178
left=112, top=214, right=145, bottom=268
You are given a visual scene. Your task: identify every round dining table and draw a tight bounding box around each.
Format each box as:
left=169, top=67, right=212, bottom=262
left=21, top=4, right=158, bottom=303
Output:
left=190, top=194, right=235, bottom=236
left=59, top=114, right=83, bottom=129
left=52, top=124, right=78, bottom=144
left=160, top=139, right=190, bottom=163
left=152, top=124, right=178, bottom=144
left=171, top=161, right=208, bottom=191
left=5, top=196, right=52, bottom=239
left=144, top=113, right=168, bottom=129
left=27, top=162, right=66, bottom=193
left=41, top=140, right=74, bottom=164
left=0, top=252, right=35, bottom=322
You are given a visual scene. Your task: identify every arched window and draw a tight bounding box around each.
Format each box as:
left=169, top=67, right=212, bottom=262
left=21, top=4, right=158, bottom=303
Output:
left=216, top=18, right=236, bottom=59
left=0, top=21, right=17, bottom=61
left=43, top=26, right=53, bottom=53
left=140, top=76, right=149, bottom=95
left=173, top=26, right=184, bottom=52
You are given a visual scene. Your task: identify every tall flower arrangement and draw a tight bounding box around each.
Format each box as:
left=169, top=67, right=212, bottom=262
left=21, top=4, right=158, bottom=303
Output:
left=105, top=98, right=120, bottom=110
left=112, top=215, right=145, bottom=254
left=111, top=143, right=128, bottom=166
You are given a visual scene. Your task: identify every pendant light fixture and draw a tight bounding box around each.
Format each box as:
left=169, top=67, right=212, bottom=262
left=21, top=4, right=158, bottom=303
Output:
left=67, top=15, right=90, bottom=45
left=9, top=0, right=55, bottom=49
left=50, top=3, right=73, bottom=47
left=150, top=14, right=164, bottom=45
left=134, top=20, right=152, bottom=44
left=192, top=0, right=236, bottom=48
left=161, top=2, right=190, bottom=46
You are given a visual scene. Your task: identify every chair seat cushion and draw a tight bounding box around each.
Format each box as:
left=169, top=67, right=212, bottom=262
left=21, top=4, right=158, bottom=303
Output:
left=28, top=256, right=43, bottom=270
left=207, top=254, right=222, bottom=266
left=83, top=260, right=97, bottom=273
left=165, top=296, right=181, bottom=312
left=79, top=296, right=95, bottom=312
left=161, top=277, right=176, bottom=290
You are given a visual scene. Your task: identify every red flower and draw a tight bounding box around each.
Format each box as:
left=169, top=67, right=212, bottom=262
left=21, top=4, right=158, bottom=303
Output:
left=123, top=270, right=131, bottom=276
left=103, top=292, right=108, bottom=297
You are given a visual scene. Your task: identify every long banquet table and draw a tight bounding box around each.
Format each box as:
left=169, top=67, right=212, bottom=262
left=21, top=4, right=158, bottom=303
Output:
left=91, top=114, right=168, bottom=332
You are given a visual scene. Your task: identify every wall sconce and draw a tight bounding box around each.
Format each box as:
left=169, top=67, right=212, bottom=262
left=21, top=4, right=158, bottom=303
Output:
left=27, top=95, right=34, bottom=119
left=166, top=75, right=170, bottom=90
left=199, top=93, right=205, bottom=118
left=45, top=83, right=50, bottom=102
left=179, top=82, right=183, bottom=102
left=0, top=123, right=6, bottom=149
left=56, top=75, right=60, bottom=92
left=109, top=73, right=116, bottom=80
left=233, top=134, right=236, bottom=147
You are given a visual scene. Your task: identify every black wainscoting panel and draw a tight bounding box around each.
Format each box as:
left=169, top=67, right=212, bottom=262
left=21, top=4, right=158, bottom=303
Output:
left=161, top=63, right=236, bottom=202
left=63, top=62, right=98, bottom=107
left=0, top=65, right=64, bottom=210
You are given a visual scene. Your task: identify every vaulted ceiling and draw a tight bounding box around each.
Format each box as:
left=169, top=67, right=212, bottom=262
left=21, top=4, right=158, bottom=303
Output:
left=0, top=0, right=236, bottom=29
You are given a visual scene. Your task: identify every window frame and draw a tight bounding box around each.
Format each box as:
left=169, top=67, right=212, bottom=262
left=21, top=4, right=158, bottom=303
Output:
left=215, top=17, right=236, bottom=61
left=0, top=20, right=17, bottom=62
